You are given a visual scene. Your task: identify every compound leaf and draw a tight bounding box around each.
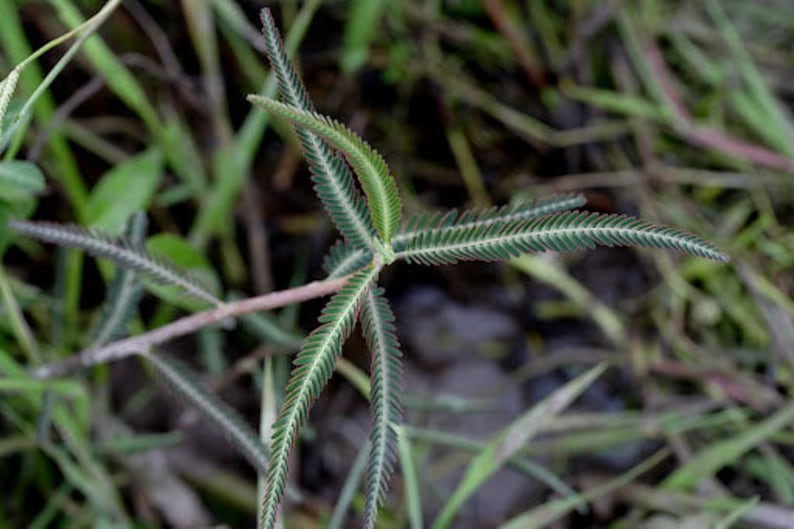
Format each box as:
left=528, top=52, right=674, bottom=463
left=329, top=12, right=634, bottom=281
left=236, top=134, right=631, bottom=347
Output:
left=147, top=352, right=270, bottom=474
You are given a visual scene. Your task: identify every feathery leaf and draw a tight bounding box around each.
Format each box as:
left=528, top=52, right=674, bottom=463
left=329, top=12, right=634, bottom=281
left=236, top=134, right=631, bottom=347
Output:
left=259, top=9, right=377, bottom=251
left=10, top=220, right=223, bottom=306
left=247, top=96, right=402, bottom=246
left=359, top=287, right=402, bottom=529
left=147, top=352, right=269, bottom=474
left=395, top=211, right=729, bottom=264
left=323, top=238, right=372, bottom=278
left=90, top=260, right=143, bottom=347
left=261, top=265, right=379, bottom=529
left=90, top=213, right=147, bottom=347
left=393, top=194, right=587, bottom=252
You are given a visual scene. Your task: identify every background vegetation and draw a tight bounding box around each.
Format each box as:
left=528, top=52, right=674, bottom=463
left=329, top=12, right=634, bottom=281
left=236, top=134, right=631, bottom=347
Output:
left=1, top=1, right=792, bottom=528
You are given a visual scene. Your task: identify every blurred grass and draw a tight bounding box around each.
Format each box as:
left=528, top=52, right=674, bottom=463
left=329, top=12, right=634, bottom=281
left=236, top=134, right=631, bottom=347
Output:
left=0, top=0, right=793, bottom=528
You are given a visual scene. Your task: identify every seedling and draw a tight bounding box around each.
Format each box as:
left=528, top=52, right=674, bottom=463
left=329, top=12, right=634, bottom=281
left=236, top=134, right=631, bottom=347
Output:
left=6, top=8, right=727, bottom=529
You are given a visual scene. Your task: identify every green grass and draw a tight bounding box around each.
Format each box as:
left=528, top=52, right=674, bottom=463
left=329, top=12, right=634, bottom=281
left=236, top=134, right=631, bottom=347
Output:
left=1, top=1, right=793, bottom=528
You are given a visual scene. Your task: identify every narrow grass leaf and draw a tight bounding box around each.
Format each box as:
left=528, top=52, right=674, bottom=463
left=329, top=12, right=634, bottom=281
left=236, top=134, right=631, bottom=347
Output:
left=402, top=425, right=583, bottom=507
left=9, top=220, right=222, bottom=307
left=261, top=265, right=379, bottom=529
left=260, top=8, right=377, bottom=251
left=190, top=0, right=322, bottom=242
left=397, top=211, right=729, bottom=265
left=147, top=352, right=269, bottom=474
left=90, top=213, right=147, bottom=347
left=432, top=363, right=607, bottom=529
left=563, top=84, right=667, bottom=121
left=340, top=0, right=388, bottom=74
left=359, top=287, right=403, bottom=529
left=397, top=426, right=423, bottom=529
left=714, top=496, right=760, bottom=529
left=706, top=0, right=794, bottom=155
left=328, top=440, right=371, bottom=529
left=90, top=266, right=142, bottom=347
left=662, top=401, right=794, bottom=490
left=247, top=95, right=402, bottom=245
left=499, top=449, right=669, bottom=529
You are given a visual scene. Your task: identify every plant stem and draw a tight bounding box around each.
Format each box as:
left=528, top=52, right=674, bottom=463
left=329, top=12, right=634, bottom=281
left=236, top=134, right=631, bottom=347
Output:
left=31, top=275, right=351, bottom=379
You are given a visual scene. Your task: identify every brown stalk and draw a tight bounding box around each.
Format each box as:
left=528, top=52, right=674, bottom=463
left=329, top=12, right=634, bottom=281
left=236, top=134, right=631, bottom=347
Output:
left=31, top=275, right=351, bottom=379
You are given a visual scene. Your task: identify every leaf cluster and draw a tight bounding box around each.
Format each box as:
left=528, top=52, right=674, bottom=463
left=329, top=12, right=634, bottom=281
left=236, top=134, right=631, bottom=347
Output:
left=1, top=6, right=729, bottom=529
left=248, top=9, right=727, bottom=529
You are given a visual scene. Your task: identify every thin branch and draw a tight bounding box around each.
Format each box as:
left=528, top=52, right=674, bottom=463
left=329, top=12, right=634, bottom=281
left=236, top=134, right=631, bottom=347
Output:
left=31, top=275, right=351, bottom=379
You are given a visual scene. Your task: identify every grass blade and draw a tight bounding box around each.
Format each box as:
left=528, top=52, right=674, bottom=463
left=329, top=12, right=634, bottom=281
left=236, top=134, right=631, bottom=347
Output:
left=432, top=363, right=608, bottom=529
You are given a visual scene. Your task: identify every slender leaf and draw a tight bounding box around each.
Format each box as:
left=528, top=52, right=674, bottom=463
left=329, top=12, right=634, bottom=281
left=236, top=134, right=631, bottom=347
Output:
left=432, top=364, right=607, bottom=529
left=340, top=0, right=388, bottom=74
left=147, top=352, right=269, bottom=474
left=261, top=265, right=379, bottom=529
left=396, top=211, right=729, bottom=265
left=89, top=214, right=147, bottom=347
left=663, top=401, right=794, bottom=490
left=323, top=238, right=372, bottom=278
left=328, top=440, right=371, bottom=529
left=359, top=287, right=403, bottom=529
left=398, top=426, right=423, bottom=529
left=247, top=95, right=402, bottom=246
left=260, top=8, right=377, bottom=251
left=90, top=262, right=142, bottom=347
left=9, top=220, right=222, bottom=307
